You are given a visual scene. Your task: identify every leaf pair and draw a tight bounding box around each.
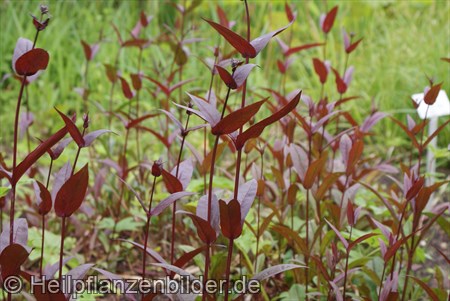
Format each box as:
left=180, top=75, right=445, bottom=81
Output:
left=216, top=64, right=257, bottom=89
left=204, top=16, right=295, bottom=59
left=12, top=38, right=49, bottom=76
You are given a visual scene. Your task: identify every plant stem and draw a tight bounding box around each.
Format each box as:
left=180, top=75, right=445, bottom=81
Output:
left=142, top=176, right=156, bottom=300
left=378, top=262, right=387, bottom=299
left=40, top=214, right=45, bottom=277
left=342, top=226, right=353, bottom=299
left=58, top=216, right=66, bottom=282
left=224, top=238, right=235, bottom=301
left=170, top=114, right=191, bottom=264
left=10, top=75, right=27, bottom=246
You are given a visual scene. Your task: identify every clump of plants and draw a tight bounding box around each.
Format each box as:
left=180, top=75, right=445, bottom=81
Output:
left=0, top=2, right=448, bottom=301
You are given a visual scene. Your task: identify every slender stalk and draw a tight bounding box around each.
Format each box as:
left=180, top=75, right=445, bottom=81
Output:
left=10, top=76, right=27, bottom=246
left=342, top=226, right=353, bottom=299
left=378, top=262, right=387, bottom=299
left=232, top=0, right=251, bottom=200
left=40, top=215, right=45, bottom=277
left=135, top=47, right=143, bottom=162
left=58, top=216, right=66, bottom=282
left=224, top=238, right=235, bottom=301
left=170, top=114, right=191, bottom=264
left=142, top=176, right=157, bottom=301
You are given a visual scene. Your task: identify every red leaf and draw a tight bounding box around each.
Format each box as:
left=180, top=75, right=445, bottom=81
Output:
left=203, top=18, right=256, bottom=58
left=33, top=180, right=52, bottom=215
left=303, top=151, right=327, bottom=189
left=277, top=60, right=286, bottom=73
left=126, top=114, right=159, bottom=129
left=219, top=199, right=242, bottom=239
left=424, top=82, right=442, bottom=105
left=212, top=99, right=266, bottom=135
left=332, top=68, right=347, bottom=94
left=13, top=126, right=68, bottom=184
left=285, top=3, right=295, bottom=22
left=0, top=244, right=29, bottom=279
left=346, top=140, right=363, bottom=175
left=347, top=201, right=355, bottom=226
left=55, top=107, right=84, bottom=147
left=130, top=73, right=142, bottom=90
left=15, top=48, right=49, bottom=76
left=216, top=65, right=237, bottom=89
left=322, top=6, right=338, bottom=33
left=122, top=38, right=149, bottom=48
left=161, top=169, right=183, bottom=193
left=325, top=219, right=348, bottom=249
left=405, top=176, right=424, bottom=201
left=81, top=40, right=91, bottom=61
left=54, top=164, right=89, bottom=217
left=216, top=5, right=230, bottom=28
left=286, top=43, right=324, bottom=56
left=347, top=233, right=378, bottom=251
left=313, top=58, right=328, bottom=84
left=173, top=245, right=206, bottom=274
left=236, top=91, right=301, bottom=150
left=104, top=64, right=118, bottom=83
left=119, top=76, right=134, bottom=99
left=150, top=191, right=194, bottom=217
left=183, top=212, right=217, bottom=244
left=408, top=276, right=440, bottom=301
left=346, top=38, right=363, bottom=53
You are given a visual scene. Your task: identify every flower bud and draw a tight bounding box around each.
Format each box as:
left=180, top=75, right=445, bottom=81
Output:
left=151, top=159, right=163, bottom=177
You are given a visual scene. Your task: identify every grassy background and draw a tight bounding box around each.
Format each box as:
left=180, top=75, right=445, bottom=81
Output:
left=1, top=0, right=449, bottom=166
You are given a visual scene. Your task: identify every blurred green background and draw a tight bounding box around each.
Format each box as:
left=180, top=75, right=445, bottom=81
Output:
left=1, top=0, right=449, bottom=167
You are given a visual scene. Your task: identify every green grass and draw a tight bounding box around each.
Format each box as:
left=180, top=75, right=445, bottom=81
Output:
left=1, top=1, right=449, bottom=162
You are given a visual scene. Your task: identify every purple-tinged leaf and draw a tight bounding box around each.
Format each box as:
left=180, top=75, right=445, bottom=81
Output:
left=44, top=256, right=74, bottom=279
left=329, top=281, right=343, bottom=301
left=159, top=109, right=184, bottom=130
left=83, top=129, right=114, bottom=147
left=118, top=177, right=147, bottom=213
left=186, top=92, right=221, bottom=126
left=233, top=64, right=257, bottom=88
left=0, top=218, right=29, bottom=253
left=150, top=191, right=194, bottom=217
left=197, top=194, right=220, bottom=234
left=151, top=263, right=195, bottom=281
left=219, top=199, right=242, bottom=239
left=251, top=264, right=305, bottom=281
left=120, top=239, right=167, bottom=265
left=250, top=18, right=295, bottom=57
left=325, top=219, right=348, bottom=249
left=51, top=162, right=72, bottom=202
left=237, top=179, right=257, bottom=223
left=171, top=159, right=194, bottom=190
left=360, top=112, right=387, bottom=133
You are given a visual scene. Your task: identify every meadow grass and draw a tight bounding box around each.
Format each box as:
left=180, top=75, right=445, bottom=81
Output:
left=1, top=0, right=449, bottom=163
